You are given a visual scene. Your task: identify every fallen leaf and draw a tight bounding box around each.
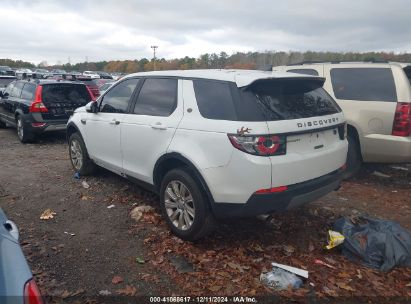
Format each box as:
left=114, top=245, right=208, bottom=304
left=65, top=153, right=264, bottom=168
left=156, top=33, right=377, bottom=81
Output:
left=99, top=290, right=111, bottom=296
left=337, top=282, right=356, bottom=292
left=61, top=290, right=71, bottom=298
left=116, top=285, right=137, bottom=296
left=40, top=209, right=56, bottom=220
left=209, top=285, right=222, bottom=292
left=406, top=282, right=411, bottom=287
left=82, top=181, right=90, bottom=189
left=112, top=276, right=124, bottom=284
left=356, top=270, right=363, bottom=279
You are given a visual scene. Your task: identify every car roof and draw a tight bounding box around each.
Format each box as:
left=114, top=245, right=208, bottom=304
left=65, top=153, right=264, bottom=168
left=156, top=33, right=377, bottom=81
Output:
left=124, top=69, right=319, bottom=87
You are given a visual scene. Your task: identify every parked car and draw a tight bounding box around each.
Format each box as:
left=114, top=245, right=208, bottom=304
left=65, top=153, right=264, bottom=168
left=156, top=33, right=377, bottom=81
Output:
left=15, top=68, right=33, bottom=79
left=67, top=69, right=348, bottom=240
left=33, top=69, right=52, bottom=79
left=0, top=208, right=44, bottom=304
left=83, top=71, right=100, bottom=79
left=0, top=75, right=17, bottom=91
left=74, top=76, right=101, bottom=99
left=95, top=71, right=113, bottom=79
left=98, top=81, right=114, bottom=94
left=0, top=79, right=93, bottom=142
left=0, top=65, right=15, bottom=76
left=274, top=62, right=411, bottom=177
left=51, top=69, right=66, bottom=76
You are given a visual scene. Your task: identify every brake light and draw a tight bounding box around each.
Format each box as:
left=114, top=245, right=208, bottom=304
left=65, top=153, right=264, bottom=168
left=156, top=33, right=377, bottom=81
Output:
left=228, top=134, right=286, bottom=156
left=392, top=103, right=411, bottom=137
left=255, top=186, right=288, bottom=194
left=85, top=85, right=96, bottom=101
left=29, top=86, right=48, bottom=113
left=24, top=279, right=43, bottom=304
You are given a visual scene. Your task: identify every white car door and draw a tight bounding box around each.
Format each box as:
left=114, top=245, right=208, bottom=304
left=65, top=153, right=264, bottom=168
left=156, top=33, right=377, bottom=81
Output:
left=121, top=78, right=183, bottom=184
left=84, top=78, right=140, bottom=174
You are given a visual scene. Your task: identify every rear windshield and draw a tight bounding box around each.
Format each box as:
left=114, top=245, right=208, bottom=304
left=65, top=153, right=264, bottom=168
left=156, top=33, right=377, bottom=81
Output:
left=237, top=79, right=340, bottom=121
left=42, top=84, right=91, bottom=104
left=0, top=78, right=15, bottom=88
left=193, top=79, right=340, bottom=121
left=330, top=68, right=397, bottom=102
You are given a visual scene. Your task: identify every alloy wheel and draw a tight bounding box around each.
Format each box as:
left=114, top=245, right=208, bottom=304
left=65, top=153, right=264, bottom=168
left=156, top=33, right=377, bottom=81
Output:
left=17, top=118, right=24, bottom=140
left=164, top=180, right=195, bottom=230
left=70, top=139, right=83, bottom=171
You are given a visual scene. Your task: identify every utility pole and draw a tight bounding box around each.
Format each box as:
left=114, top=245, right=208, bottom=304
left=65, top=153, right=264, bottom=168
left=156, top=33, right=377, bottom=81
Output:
left=151, top=46, right=158, bottom=71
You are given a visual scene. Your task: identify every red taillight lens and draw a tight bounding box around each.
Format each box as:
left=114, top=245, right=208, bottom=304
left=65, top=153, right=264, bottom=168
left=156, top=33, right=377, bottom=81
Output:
left=24, top=279, right=43, bottom=304
left=29, top=86, right=48, bottom=113
left=255, top=186, right=288, bottom=194
left=228, top=134, right=286, bottom=156
left=392, top=102, right=411, bottom=137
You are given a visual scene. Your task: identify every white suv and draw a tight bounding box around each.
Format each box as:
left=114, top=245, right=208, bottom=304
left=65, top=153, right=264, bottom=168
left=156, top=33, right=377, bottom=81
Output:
left=67, top=70, right=348, bottom=240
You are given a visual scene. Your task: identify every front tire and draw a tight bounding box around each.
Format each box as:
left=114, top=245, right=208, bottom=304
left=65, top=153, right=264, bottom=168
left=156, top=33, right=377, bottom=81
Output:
left=160, top=168, right=216, bottom=241
left=69, top=132, right=96, bottom=175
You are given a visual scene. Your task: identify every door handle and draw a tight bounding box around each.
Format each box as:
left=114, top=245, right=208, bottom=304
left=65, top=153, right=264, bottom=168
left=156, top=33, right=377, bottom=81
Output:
left=150, top=122, right=167, bottom=130
left=109, top=119, right=120, bottom=125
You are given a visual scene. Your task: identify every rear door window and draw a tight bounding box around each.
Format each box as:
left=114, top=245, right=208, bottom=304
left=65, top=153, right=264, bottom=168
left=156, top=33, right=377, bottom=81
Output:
left=100, top=78, right=139, bottom=113
left=237, top=79, right=340, bottom=121
left=0, top=78, right=15, bottom=88
left=287, top=69, right=319, bottom=76
left=21, top=83, right=36, bottom=100
left=133, top=78, right=177, bottom=116
left=330, top=68, right=397, bottom=102
left=193, top=80, right=237, bottom=120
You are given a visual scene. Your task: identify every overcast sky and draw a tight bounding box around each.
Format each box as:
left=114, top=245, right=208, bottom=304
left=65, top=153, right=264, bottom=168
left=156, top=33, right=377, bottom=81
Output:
left=1, top=0, right=410, bottom=64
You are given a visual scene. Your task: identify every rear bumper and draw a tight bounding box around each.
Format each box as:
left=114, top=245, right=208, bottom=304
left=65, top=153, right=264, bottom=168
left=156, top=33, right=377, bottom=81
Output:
left=22, top=114, right=68, bottom=134
left=362, top=134, right=411, bottom=163
left=212, top=168, right=344, bottom=218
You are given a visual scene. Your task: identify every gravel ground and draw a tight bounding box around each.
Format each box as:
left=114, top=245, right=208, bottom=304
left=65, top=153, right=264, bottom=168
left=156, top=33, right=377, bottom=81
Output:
left=0, top=126, right=410, bottom=303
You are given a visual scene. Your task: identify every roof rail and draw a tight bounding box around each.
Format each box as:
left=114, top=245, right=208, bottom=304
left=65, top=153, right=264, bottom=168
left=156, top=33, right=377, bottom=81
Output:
left=287, top=59, right=389, bottom=66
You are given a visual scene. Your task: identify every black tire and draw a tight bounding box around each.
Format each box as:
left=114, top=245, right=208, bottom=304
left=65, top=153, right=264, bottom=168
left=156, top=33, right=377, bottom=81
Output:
left=68, top=132, right=96, bottom=175
left=160, top=168, right=216, bottom=241
left=16, top=115, right=35, bottom=143
left=0, top=119, right=6, bottom=128
left=344, top=134, right=362, bottom=179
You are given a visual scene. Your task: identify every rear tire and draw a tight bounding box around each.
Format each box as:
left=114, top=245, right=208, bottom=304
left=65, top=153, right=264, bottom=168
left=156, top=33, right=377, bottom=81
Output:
left=69, top=132, right=96, bottom=175
left=344, top=134, right=362, bottom=179
left=0, top=119, right=6, bottom=128
left=160, top=168, right=216, bottom=241
left=16, top=115, right=35, bottom=143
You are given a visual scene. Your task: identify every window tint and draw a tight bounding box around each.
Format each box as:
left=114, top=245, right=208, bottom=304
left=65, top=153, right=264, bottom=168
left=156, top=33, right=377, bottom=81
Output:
left=3, top=82, right=15, bottom=95
left=193, top=80, right=237, bottom=120
left=287, top=69, right=319, bottom=76
left=10, top=82, right=24, bottom=98
left=133, top=78, right=177, bottom=116
left=21, top=83, right=36, bottom=100
left=330, top=68, right=397, bottom=102
left=404, top=67, right=411, bottom=85
left=237, top=79, right=340, bottom=121
left=100, top=78, right=139, bottom=113
left=42, top=84, right=91, bottom=105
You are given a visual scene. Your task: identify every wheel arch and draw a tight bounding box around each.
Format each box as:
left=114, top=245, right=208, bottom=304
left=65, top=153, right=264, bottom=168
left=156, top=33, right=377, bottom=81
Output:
left=66, top=122, right=82, bottom=143
left=153, top=153, right=215, bottom=204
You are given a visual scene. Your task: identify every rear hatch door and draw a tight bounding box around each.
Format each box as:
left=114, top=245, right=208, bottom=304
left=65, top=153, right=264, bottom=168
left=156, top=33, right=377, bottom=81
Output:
left=239, top=77, right=346, bottom=186
left=41, top=83, right=92, bottom=120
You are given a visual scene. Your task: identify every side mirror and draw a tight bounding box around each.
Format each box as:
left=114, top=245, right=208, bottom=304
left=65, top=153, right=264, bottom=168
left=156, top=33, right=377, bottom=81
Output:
left=85, top=101, right=98, bottom=113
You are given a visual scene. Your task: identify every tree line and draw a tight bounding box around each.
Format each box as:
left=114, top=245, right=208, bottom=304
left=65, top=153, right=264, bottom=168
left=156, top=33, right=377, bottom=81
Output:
left=2, top=51, right=411, bottom=73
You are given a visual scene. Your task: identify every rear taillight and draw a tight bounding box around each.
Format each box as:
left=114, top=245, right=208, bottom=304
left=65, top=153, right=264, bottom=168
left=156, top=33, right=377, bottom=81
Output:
left=85, top=85, right=96, bottom=101
left=392, top=103, right=411, bottom=137
left=29, top=86, right=48, bottom=113
left=24, top=279, right=43, bottom=304
left=228, top=134, right=286, bottom=156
